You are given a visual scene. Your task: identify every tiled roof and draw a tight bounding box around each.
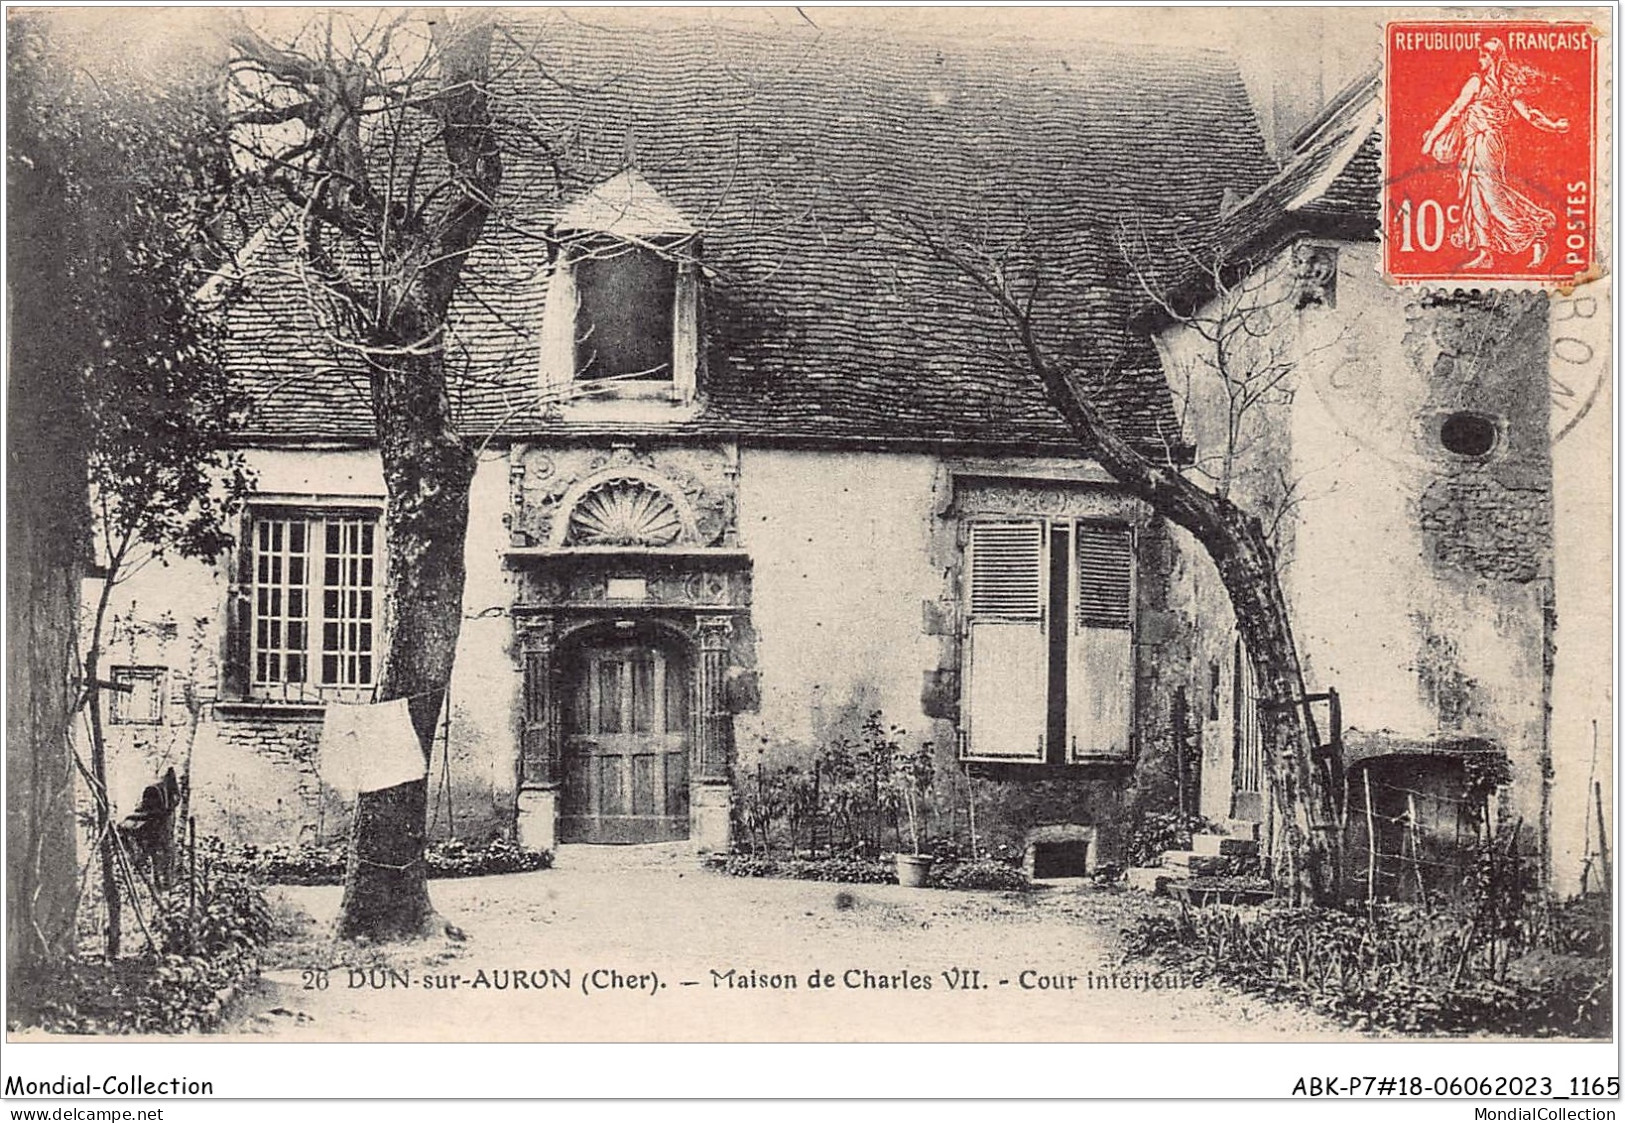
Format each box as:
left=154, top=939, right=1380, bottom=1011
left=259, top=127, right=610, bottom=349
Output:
left=1140, top=71, right=1380, bottom=319
left=227, top=16, right=1277, bottom=454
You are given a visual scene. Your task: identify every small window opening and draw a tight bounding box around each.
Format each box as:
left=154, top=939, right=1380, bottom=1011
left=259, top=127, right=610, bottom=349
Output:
left=575, top=245, right=677, bottom=381
left=1439, top=412, right=1498, bottom=458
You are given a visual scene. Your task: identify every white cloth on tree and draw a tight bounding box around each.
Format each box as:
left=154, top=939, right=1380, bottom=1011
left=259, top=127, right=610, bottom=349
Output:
left=319, top=698, right=427, bottom=795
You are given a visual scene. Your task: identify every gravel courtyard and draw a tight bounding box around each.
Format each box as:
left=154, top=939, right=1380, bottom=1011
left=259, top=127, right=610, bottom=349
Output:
left=226, top=845, right=1350, bottom=1043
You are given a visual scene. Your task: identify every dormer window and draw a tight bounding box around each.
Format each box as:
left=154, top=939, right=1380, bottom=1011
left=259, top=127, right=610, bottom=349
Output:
left=574, top=240, right=679, bottom=382
left=542, top=171, right=700, bottom=405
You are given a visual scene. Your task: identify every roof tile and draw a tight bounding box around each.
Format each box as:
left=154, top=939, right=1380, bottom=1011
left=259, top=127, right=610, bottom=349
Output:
left=228, top=19, right=1275, bottom=454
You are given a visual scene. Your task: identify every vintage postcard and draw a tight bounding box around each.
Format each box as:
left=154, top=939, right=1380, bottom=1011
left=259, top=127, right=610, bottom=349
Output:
left=3, top=2, right=1616, bottom=1103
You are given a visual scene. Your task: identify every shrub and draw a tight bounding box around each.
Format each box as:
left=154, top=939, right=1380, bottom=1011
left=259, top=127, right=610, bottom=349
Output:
left=1125, top=811, right=1217, bottom=868
left=711, top=851, right=1031, bottom=892
left=931, top=858, right=1030, bottom=892
left=734, top=712, right=941, bottom=859
left=710, top=853, right=896, bottom=884
left=16, top=866, right=272, bottom=1035
left=1537, top=894, right=1611, bottom=957
left=425, top=837, right=552, bottom=879
left=1122, top=900, right=1610, bottom=1037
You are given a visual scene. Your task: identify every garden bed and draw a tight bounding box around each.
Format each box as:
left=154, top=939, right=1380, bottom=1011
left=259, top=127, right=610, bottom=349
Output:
left=217, top=837, right=552, bottom=886
left=1122, top=897, right=1610, bottom=1037
left=710, top=852, right=1031, bottom=892
left=11, top=868, right=273, bottom=1035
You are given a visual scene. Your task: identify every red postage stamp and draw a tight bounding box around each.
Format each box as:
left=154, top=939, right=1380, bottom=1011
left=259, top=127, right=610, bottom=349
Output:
left=1384, top=20, right=1599, bottom=285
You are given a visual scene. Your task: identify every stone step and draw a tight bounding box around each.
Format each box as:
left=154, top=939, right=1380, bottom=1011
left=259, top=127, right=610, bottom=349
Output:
left=1225, top=819, right=1261, bottom=841
left=1190, top=833, right=1260, bottom=858
left=1159, top=850, right=1230, bottom=877
left=1124, top=866, right=1180, bottom=895
left=554, top=842, right=701, bottom=870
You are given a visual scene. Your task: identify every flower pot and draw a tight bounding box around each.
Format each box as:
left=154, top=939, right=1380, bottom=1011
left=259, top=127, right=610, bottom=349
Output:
left=895, top=853, right=935, bottom=889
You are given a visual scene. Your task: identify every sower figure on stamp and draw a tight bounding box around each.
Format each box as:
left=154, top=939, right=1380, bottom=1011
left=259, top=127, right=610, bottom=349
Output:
left=1421, top=37, right=1570, bottom=269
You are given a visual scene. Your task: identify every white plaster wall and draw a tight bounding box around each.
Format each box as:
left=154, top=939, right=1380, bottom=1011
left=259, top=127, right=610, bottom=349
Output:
left=81, top=448, right=384, bottom=821
left=733, top=449, right=941, bottom=759
left=81, top=448, right=524, bottom=843
left=246, top=449, right=385, bottom=498
left=1162, top=242, right=1555, bottom=837
left=1290, top=245, right=1549, bottom=803
left=1547, top=276, right=1614, bottom=897
left=431, top=454, right=523, bottom=839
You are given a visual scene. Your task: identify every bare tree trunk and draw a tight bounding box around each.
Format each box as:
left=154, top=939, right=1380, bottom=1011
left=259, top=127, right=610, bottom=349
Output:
left=228, top=12, right=504, bottom=938
left=337, top=345, right=476, bottom=940
left=6, top=457, right=85, bottom=986
left=1040, top=364, right=1342, bottom=904
left=8, top=87, right=90, bottom=1000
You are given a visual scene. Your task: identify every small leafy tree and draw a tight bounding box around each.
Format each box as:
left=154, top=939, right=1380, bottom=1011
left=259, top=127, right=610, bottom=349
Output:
left=890, top=742, right=935, bottom=857
left=10, top=12, right=249, bottom=958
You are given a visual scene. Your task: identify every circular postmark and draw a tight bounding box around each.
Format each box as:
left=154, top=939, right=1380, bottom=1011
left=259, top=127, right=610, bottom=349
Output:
left=1547, top=288, right=1609, bottom=444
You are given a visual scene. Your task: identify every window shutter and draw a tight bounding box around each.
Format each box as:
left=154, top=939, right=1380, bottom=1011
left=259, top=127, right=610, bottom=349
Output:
left=963, top=521, right=1047, bottom=761
left=222, top=515, right=253, bottom=699
left=1068, top=522, right=1135, bottom=760
left=1075, top=523, right=1133, bottom=629
left=969, top=521, right=1044, bottom=619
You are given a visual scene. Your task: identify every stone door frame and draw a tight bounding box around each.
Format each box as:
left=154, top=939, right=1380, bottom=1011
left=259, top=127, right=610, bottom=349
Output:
left=512, top=608, right=740, bottom=853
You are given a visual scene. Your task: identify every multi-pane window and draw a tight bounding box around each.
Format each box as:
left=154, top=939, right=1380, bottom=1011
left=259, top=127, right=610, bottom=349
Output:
left=961, top=518, right=1136, bottom=763
left=250, top=512, right=378, bottom=698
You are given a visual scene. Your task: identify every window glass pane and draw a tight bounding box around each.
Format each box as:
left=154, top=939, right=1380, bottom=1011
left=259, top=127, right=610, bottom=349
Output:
left=574, top=246, right=677, bottom=381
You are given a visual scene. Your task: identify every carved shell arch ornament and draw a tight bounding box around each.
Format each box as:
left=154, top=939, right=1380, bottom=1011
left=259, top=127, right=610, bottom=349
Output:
left=551, top=467, right=702, bottom=547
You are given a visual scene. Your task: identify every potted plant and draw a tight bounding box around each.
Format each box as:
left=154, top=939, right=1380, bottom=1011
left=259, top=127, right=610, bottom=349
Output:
left=891, top=741, right=935, bottom=887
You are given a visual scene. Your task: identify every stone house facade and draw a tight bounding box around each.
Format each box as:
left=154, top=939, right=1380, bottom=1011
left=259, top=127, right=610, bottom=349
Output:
left=89, top=19, right=1599, bottom=895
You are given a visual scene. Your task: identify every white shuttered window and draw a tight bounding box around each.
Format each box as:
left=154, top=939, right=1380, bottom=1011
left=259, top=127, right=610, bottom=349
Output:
left=963, top=517, right=1137, bottom=763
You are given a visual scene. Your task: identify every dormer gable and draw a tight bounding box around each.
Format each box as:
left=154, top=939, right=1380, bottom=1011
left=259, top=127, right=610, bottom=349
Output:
left=556, top=170, right=698, bottom=239
left=540, top=171, right=701, bottom=411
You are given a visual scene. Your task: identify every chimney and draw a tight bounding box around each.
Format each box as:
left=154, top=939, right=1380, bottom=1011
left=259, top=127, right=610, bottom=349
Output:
left=1227, top=9, right=1381, bottom=159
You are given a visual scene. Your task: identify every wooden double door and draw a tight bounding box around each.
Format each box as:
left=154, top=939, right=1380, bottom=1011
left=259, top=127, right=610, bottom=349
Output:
left=560, top=637, right=692, bottom=843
